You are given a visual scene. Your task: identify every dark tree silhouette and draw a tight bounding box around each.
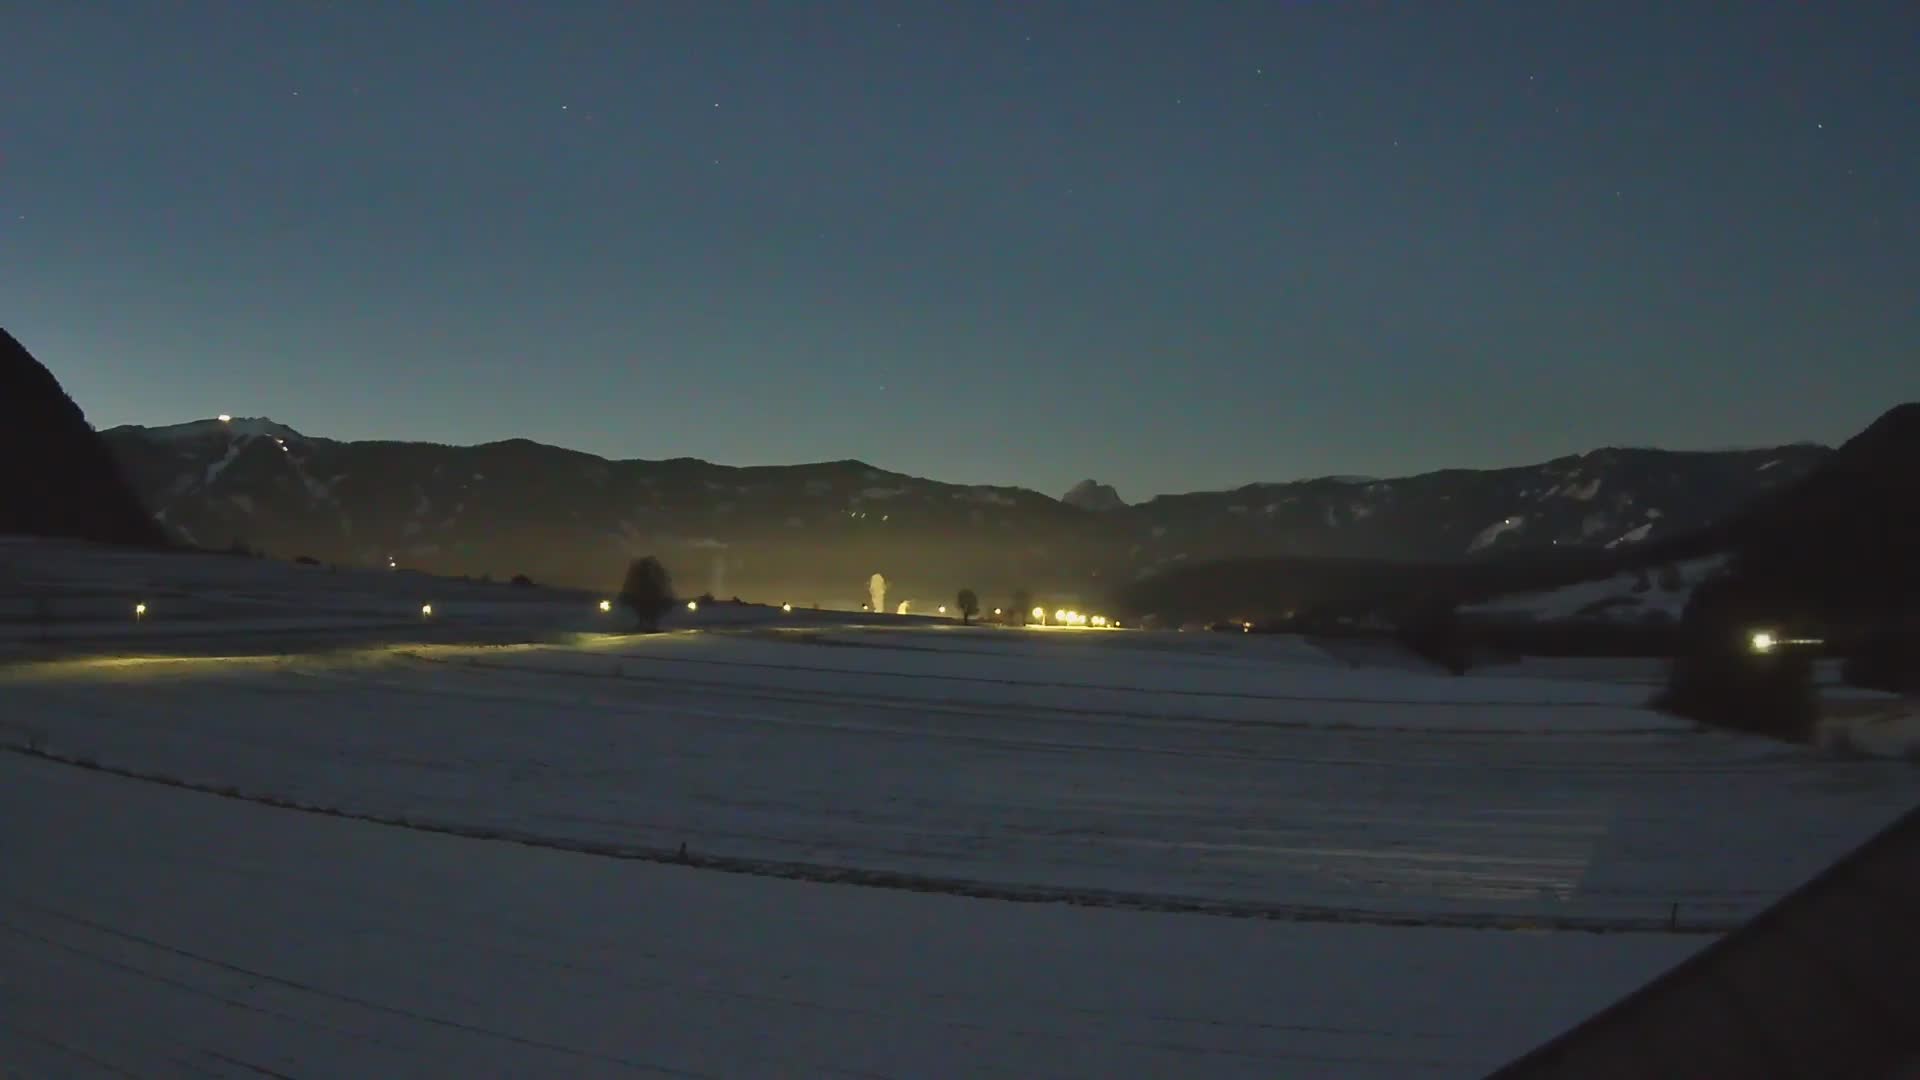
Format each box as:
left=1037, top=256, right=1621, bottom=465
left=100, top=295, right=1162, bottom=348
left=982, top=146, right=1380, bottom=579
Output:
left=618, top=556, right=676, bottom=631
left=1395, top=601, right=1472, bottom=676
left=1011, top=589, right=1033, bottom=626
left=510, top=573, right=536, bottom=587
left=1656, top=576, right=1817, bottom=742
left=956, top=588, right=979, bottom=625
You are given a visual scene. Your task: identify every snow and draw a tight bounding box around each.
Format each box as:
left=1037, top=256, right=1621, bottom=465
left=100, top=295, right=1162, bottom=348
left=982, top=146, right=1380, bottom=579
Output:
left=0, top=752, right=1701, bottom=1078
left=1564, top=477, right=1602, bottom=501
left=1468, top=515, right=1525, bottom=553
left=201, top=437, right=248, bottom=487
left=1604, top=522, right=1654, bottom=549
left=2, top=540, right=1911, bottom=1076
left=1465, top=555, right=1727, bottom=624
left=1819, top=697, right=1920, bottom=760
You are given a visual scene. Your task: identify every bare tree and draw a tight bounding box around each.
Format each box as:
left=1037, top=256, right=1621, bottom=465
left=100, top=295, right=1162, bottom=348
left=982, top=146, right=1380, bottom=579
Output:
left=956, top=588, right=979, bottom=625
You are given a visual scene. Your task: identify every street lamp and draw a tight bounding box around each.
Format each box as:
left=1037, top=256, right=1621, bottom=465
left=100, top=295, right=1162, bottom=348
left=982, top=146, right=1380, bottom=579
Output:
left=421, top=603, right=433, bottom=618
left=1750, top=630, right=1776, bottom=654
left=687, top=600, right=699, bottom=612
left=599, top=599, right=612, bottom=613
left=134, top=602, right=147, bottom=620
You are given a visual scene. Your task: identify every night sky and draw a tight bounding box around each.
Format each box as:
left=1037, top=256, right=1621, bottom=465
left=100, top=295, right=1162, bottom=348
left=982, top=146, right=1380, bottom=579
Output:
left=3, top=2, right=1915, bottom=499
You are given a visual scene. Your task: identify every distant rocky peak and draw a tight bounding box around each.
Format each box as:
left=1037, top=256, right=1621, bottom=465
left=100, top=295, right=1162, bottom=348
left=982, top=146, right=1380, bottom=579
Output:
left=1063, top=479, right=1126, bottom=512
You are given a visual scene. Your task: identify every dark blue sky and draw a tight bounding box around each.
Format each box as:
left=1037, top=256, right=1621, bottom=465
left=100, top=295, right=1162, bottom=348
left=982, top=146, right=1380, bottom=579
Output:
left=4, top=2, right=1915, bottom=499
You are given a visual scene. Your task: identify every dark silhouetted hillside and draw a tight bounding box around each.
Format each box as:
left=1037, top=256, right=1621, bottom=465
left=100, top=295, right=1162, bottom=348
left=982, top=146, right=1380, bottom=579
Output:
left=1714, top=402, right=1919, bottom=621
left=1668, top=402, right=1920, bottom=695
left=0, top=329, right=167, bottom=548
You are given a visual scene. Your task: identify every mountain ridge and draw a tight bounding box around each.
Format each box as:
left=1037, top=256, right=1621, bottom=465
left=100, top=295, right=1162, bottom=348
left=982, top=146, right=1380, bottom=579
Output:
left=100, top=414, right=1832, bottom=604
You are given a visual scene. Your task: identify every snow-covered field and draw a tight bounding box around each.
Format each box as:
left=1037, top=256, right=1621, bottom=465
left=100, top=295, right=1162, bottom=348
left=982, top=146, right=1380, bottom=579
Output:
left=2, top=542, right=1913, bottom=1076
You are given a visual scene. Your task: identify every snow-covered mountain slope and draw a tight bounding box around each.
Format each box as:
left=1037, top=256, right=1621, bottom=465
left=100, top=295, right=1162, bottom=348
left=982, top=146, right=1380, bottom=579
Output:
left=100, top=418, right=1828, bottom=599
left=1463, top=555, right=1731, bottom=625
left=1126, top=445, right=1827, bottom=572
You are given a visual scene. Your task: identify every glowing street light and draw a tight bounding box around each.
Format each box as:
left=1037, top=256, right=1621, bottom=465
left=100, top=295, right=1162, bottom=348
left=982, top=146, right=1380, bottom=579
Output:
left=993, top=608, right=1002, bottom=617
left=598, top=599, right=613, bottom=613
left=1032, top=606, right=1046, bottom=623
left=1054, top=609, right=1067, bottom=624
left=420, top=603, right=433, bottom=618
left=1750, top=630, right=1776, bottom=654
left=687, top=600, right=699, bottom=612
left=217, top=414, right=232, bottom=423
left=938, top=605, right=947, bottom=614
left=782, top=602, right=793, bottom=613
left=134, top=602, right=147, bottom=620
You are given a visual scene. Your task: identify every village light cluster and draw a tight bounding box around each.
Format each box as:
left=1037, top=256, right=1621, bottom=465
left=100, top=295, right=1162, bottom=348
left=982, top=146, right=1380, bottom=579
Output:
left=1034, top=609, right=1113, bottom=628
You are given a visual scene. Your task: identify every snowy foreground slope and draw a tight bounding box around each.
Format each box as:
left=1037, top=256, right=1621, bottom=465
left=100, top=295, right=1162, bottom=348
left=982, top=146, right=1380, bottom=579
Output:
left=2, top=751, right=1695, bottom=1078
left=3, top=543, right=1913, bottom=1076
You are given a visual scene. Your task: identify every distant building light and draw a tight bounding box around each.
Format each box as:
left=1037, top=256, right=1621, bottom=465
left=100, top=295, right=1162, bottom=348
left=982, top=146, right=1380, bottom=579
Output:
left=217, top=414, right=232, bottom=423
